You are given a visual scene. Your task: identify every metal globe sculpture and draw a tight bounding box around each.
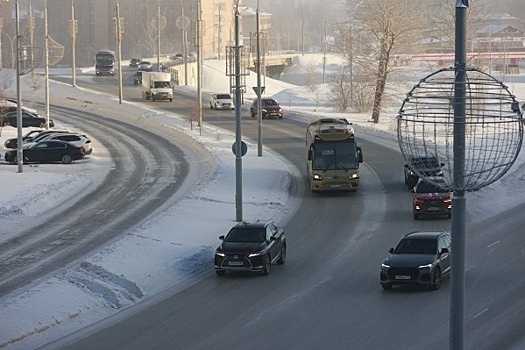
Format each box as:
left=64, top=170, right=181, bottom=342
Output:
left=397, top=67, right=523, bottom=192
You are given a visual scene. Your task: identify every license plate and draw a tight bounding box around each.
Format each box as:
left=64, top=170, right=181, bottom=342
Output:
left=395, top=275, right=411, bottom=280
left=228, top=261, right=243, bottom=266
left=331, top=184, right=341, bottom=188
left=428, top=207, right=440, bottom=211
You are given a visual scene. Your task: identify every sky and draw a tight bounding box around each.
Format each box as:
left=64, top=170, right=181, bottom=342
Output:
left=0, top=54, right=524, bottom=349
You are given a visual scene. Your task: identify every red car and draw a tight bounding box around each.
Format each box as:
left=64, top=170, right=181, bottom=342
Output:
left=412, top=177, right=452, bottom=220
left=250, top=98, right=283, bottom=119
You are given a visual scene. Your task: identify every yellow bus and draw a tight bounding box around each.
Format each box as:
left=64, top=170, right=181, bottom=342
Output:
left=306, top=118, right=363, bottom=192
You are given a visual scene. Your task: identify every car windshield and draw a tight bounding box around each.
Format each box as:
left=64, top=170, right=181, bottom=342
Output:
left=225, top=228, right=265, bottom=243
left=262, top=99, right=277, bottom=106
left=217, top=94, right=231, bottom=100
left=394, top=238, right=437, bottom=255
left=415, top=181, right=449, bottom=193
left=411, top=157, right=440, bottom=169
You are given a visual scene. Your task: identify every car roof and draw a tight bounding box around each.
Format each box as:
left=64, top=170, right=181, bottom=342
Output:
left=408, top=155, right=438, bottom=162
left=232, top=220, right=273, bottom=229
left=403, top=231, right=449, bottom=239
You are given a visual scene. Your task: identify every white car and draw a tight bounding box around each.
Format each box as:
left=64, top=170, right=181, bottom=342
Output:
left=210, top=93, right=234, bottom=110
left=25, top=132, right=93, bottom=155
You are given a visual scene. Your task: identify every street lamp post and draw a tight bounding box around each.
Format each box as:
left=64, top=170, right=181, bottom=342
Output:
left=179, top=0, right=188, bottom=85
left=70, top=0, right=77, bottom=87
left=349, top=0, right=363, bottom=111
left=256, top=0, right=263, bottom=156
left=196, top=0, right=203, bottom=131
left=0, top=17, right=3, bottom=70
left=15, top=0, right=23, bottom=173
left=5, top=32, right=15, bottom=69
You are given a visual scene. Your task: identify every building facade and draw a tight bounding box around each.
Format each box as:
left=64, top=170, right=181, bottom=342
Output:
left=0, top=0, right=240, bottom=69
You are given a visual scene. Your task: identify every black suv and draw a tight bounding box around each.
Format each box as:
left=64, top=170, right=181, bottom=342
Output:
left=404, top=155, right=444, bottom=189
left=133, top=71, right=142, bottom=85
left=380, top=231, right=451, bottom=291
left=129, top=58, right=142, bottom=67
left=214, top=220, right=286, bottom=276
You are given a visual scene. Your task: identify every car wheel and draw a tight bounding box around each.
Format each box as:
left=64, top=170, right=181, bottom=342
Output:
left=381, top=284, right=393, bottom=290
left=210, top=102, right=213, bottom=109
left=430, top=267, right=441, bottom=290
left=216, top=270, right=225, bottom=276
left=261, top=255, right=271, bottom=276
left=277, top=244, right=286, bottom=265
left=61, top=154, right=73, bottom=164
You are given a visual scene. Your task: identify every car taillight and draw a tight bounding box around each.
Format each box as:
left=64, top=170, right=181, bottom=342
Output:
left=78, top=147, right=84, bottom=154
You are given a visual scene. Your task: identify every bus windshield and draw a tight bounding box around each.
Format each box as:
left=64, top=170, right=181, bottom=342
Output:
left=312, top=141, right=357, bottom=170
left=96, top=56, right=114, bottom=67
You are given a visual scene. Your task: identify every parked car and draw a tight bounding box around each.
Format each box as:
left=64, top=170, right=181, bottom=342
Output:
left=133, top=71, right=142, bottom=85
left=138, top=61, right=153, bottom=72
left=380, top=231, right=451, bottom=291
left=250, top=98, right=283, bottom=119
left=210, top=93, right=234, bottom=110
left=26, top=132, right=93, bottom=155
left=0, top=110, right=54, bottom=128
left=412, top=177, right=452, bottom=220
left=129, top=57, right=142, bottom=67
left=4, top=129, right=45, bottom=149
left=4, top=140, right=85, bottom=165
left=0, top=99, right=40, bottom=115
left=214, top=220, right=286, bottom=276
left=404, top=155, right=444, bottom=189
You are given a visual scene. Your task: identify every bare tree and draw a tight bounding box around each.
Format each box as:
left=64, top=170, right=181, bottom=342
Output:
left=306, top=63, right=319, bottom=94
left=329, top=66, right=351, bottom=112
left=354, top=0, right=424, bottom=124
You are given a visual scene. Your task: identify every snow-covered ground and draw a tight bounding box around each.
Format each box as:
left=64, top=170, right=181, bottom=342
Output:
left=0, top=54, right=524, bottom=349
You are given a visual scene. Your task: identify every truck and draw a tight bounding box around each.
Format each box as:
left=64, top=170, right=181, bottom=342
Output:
left=306, top=118, right=363, bottom=192
left=141, top=72, right=174, bottom=102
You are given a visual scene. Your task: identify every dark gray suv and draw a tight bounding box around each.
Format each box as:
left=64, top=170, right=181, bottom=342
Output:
left=404, top=155, right=444, bottom=190
left=380, top=231, right=451, bottom=291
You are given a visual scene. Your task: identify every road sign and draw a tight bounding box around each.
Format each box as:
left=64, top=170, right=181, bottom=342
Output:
left=232, top=141, right=247, bottom=157
left=252, top=86, right=265, bottom=97
left=176, top=16, right=190, bottom=30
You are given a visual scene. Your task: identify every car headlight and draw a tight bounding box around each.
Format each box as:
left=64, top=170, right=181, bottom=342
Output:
left=418, top=263, right=432, bottom=269
left=215, top=250, right=225, bottom=257
left=350, top=173, right=359, bottom=179
left=313, top=174, right=323, bottom=181
left=248, top=251, right=263, bottom=257
left=381, top=262, right=390, bottom=269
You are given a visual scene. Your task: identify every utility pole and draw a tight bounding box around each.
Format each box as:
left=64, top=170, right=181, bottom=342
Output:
left=196, top=0, right=203, bottom=132
left=157, top=3, right=161, bottom=72
left=256, top=1, right=263, bottom=156
left=44, top=0, right=50, bottom=129
left=234, top=4, right=243, bottom=221
left=116, top=3, right=123, bottom=104
left=15, top=0, right=23, bottom=173
left=70, top=0, right=76, bottom=87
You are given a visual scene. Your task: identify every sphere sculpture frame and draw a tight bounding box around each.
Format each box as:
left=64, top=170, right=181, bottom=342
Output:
left=397, top=67, right=523, bottom=192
